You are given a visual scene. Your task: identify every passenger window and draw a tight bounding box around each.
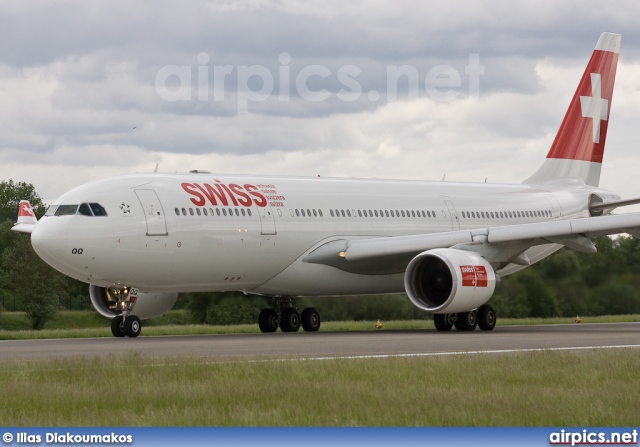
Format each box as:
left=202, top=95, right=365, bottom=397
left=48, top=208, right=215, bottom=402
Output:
left=210, top=208, right=214, bottom=216
left=341, top=210, right=345, bottom=217
left=241, top=209, right=246, bottom=216
left=330, top=210, right=334, bottom=217
left=203, top=208, right=208, bottom=216
left=313, top=209, right=317, bottom=217
left=189, top=208, right=194, bottom=216
left=347, top=210, right=351, bottom=217
left=222, top=209, right=227, bottom=216
left=175, top=208, right=180, bottom=216
left=247, top=209, right=252, bottom=216
left=308, top=209, right=312, bottom=216
left=234, top=209, right=239, bottom=216
left=196, top=208, right=201, bottom=216
left=401, top=210, right=405, bottom=217
left=182, top=208, right=187, bottom=216
left=358, top=210, right=362, bottom=217
left=216, top=208, right=221, bottom=216
left=318, top=210, right=323, bottom=217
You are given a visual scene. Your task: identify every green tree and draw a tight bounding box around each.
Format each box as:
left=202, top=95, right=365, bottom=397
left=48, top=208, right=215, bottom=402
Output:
left=588, top=281, right=640, bottom=316
left=0, top=179, right=47, bottom=222
left=0, top=221, right=68, bottom=329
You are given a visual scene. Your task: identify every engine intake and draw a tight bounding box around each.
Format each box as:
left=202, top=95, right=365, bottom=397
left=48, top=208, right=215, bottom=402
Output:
left=404, top=248, right=496, bottom=314
left=89, top=285, right=179, bottom=320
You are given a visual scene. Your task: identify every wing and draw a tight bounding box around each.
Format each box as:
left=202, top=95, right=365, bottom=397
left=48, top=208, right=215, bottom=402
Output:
left=303, top=213, right=640, bottom=275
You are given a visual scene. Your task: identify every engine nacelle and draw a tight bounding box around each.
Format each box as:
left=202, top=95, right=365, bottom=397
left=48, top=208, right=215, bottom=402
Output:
left=89, top=285, right=179, bottom=320
left=404, top=248, right=496, bottom=314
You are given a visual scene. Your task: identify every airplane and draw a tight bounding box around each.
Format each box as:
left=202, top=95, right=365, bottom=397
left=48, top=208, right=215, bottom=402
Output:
left=12, top=32, right=640, bottom=338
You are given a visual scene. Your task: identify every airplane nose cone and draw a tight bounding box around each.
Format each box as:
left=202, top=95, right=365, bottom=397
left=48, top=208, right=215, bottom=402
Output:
left=31, top=218, right=69, bottom=268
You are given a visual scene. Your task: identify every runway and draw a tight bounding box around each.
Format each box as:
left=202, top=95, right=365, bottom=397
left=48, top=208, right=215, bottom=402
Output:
left=1, top=322, right=639, bottom=361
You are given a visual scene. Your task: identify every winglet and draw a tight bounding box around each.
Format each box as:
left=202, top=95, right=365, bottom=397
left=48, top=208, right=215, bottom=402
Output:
left=12, top=200, right=38, bottom=234
left=524, top=32, right=621, bottom=187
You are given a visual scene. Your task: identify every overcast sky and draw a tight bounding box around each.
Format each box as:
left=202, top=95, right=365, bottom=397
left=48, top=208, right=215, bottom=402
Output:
left=1, top=0, right=640, bottom=209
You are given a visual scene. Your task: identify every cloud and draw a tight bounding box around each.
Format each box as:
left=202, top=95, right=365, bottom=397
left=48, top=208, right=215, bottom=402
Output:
left=0, top=0, right=639, bottom=212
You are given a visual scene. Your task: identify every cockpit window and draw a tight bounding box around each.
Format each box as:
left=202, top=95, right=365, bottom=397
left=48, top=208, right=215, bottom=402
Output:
left=44, top=205, right=58, bottom=216
left=78, top=203, right=93, bottom=216
left=55, top=205, right=79, bottom=216
left=51, top=203, right=108, bottom=217
left=89, top=203, right=107, bottom=216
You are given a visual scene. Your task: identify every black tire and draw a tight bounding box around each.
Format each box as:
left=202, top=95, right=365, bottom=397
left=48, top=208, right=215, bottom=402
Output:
left=454, top=311, right=478, bottom=331
left=433, top=313, right=454, bottom=331
left=258, top=308, right=279, bottom=333
left=110, top=315, right=126, bottom=337
left=124, top=315, right=142, bottom=338
left=280, top=308, right=301, bottom=333
left=301, top=307, right=321, bottom=332
left=478, top=304, right=496, bottom=331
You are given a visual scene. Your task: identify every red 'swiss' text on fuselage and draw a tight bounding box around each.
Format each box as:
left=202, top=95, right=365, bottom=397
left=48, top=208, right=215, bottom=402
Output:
left=181, top=181, right=268, bottom=208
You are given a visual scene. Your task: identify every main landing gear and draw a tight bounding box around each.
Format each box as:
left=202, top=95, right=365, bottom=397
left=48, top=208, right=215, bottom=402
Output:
left=109, top=287, right=142, bottom=338
left=433, top=304, right=496, bottom=332
left=258, top=297, right=321, bottom=333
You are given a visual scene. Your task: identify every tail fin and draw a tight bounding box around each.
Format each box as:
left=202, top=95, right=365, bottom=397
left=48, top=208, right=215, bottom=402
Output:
left=524, top=32, right=621, bottom=187
left=12, top=200, right=38, bottom=234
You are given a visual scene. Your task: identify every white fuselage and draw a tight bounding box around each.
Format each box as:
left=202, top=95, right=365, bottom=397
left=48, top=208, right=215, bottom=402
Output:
left=30, top=173, right=617, bottom=296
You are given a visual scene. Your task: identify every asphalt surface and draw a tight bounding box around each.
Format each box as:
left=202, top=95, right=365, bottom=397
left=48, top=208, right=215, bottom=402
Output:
left=1, top=322, right=639, bottom=361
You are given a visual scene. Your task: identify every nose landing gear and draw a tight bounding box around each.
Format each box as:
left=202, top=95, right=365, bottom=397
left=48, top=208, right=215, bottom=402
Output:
left=108, top=287, right=142, bottom=338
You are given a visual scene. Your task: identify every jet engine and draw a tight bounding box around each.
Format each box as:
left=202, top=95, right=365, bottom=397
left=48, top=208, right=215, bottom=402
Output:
left=89, top=285, right=179, bottom=320
left=404, top=248, right=497, bottom=314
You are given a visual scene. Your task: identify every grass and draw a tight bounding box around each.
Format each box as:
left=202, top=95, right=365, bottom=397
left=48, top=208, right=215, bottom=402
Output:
left=1, top=312, right=639, bottom=340
left=0, top=349, right=638, bottom=426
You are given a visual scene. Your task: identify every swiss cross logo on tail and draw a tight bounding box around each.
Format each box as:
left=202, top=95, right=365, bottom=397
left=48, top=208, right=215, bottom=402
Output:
left=524, top=33, right=620, bottom=188
left=580, top=73, right=608, bottom=144
left=542, top=33, right=619, bottom=165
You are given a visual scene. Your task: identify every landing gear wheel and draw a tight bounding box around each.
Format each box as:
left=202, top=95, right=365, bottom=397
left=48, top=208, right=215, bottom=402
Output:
left=258, top=309, right=279, bottom=333
left=110, top=315, right=126, bottom=338
left=280, top=308, right=301, bottom=333
left=301, top=307, right=321, bottom=332
left=434, top=313, right=454, bottom=331
left=478, top=305, right=496, bottom=331
left=454, top=311, right=478, bottom=331
left=124, top=315, right=142, bottom=338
